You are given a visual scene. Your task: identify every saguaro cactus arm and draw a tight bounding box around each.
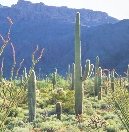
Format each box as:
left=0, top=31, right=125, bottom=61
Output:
left=81, top=60, right=94, bottom=81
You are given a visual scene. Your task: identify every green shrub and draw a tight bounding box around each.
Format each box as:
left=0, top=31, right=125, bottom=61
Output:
left=104, top=114, right=118, bottom=120
left=8, top=107, right=20, bottom=117
left=100, top=103, right=108, bottom=109
left=105, top=125, right=117, bottom=132
left=40, top=120, right=63, bottom=132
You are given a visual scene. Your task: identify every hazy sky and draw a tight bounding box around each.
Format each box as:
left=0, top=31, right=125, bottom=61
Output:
left=0, top=0, right=129, bottom=20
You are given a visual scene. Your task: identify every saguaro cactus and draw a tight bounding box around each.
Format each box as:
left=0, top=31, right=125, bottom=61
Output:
left=28, top=70, right=36, bottom=122
left=119, top=75, right=122, bottom=87
left=74, top=12, right=94, bottom=116
left=52, top=68, right=57, bottom=89
left=23, top=67, right=27, bottom=91
left=38, top=68, right=41, bottom=80
left=94, top=56, right=99, bottom=96
left=98, top=67, right=102, bottom=100
left=111, top=70, right=115, bottom=92
left=56, top=102, right=62, bottom=120
left=67, top=64, right=71, bottom=80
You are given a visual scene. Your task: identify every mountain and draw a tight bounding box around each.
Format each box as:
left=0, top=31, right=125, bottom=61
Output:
left=0, top=0, right=118, bottom=26
left=0, top=0, right=128, bottom=79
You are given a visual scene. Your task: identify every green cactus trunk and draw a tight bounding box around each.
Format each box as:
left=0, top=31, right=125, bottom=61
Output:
left=52, top=68, right=57, bottom=89
left=28, top=70, right=36, bottom=122
left=56, top=102, right=62, bottom=120
left=74, top=12, right=94, bottom=115
left=119, top=75, right=122, bottom=87
left=23, top=67, right=27, bottom=91
left=75, top=12, right=83, bottom=116
left=111, top=70, right=115, bottom=92
left=98, top=67, right=102, bottom=100
left=107, top=70, right=110, bottom=87
left=20, top=75, right=23, bottom=85
left=38, top=68, right=41, bottom=80
left=67, top=64, right=71, bottom=80
left=94, top=56, right=99, bottom=96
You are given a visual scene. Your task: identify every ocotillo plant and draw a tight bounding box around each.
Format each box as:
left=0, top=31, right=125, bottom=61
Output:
left=94, top=56, right=99, bottom=96
left=0, top=58, right=4, bottom=82
left=28, top=70, right=36, bottom=122
left=56, top=102, right=62, bottom=120
left=52, top=68, right=57, bottom=89
left=74, top=12, right=94, bottom=116
left=0, top=68, right=3, bottom=82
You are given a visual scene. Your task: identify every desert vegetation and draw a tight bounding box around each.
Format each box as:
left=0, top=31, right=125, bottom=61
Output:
left=0, top=12, right=129, bottom=132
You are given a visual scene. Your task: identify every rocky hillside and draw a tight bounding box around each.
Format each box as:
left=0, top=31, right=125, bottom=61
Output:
left=0, top=0, right=118, bottom=26
left=0, top=0, right=129, bottom=79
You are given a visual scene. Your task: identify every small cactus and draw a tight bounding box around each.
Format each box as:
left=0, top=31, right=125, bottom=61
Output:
left=56, top=102, right=62, bottom=120
left=52, top=68, right=57, bottom=89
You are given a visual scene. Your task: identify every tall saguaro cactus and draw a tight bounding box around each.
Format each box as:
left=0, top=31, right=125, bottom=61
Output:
left=28, top=70, right=36, bottom=122
left=94, top=56, right=99, bottom=96
left=74, top=12, right=94, bottom=116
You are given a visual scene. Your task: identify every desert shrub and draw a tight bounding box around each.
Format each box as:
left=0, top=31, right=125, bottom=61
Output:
left=83, top=78, right=94, bottom=96
left=37, top=80, right=52, bottom=89
left=104, top=114, right=118, bottom=120
left=12, top=122, right=33, bottom=132
left=31, top=117, right=43, bottom=128
left=12, top=127, right=30, bottom=132
left=62, top=90, right=74, bottom=114
left=92, top=102, right=100, bottom=109
left=40, top=120, right=63, bottom=132
left=4, top=117, right=13, bottom=126
left=100, top=103, right=108, bottom=109
left=50, top=90, right=66, bottom=104
left=65, top=125, right=80, bottom=132
left=8, top=107, right=20, bottom=117
left=49, top=73, right=70, bottom=90
left=105, top=125, right=117, bottom=132
left=18, top=104, right=28, bottom=109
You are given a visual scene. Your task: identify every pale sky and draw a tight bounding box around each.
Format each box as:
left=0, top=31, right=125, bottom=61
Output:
left=0, top=0, right=129, bottom=20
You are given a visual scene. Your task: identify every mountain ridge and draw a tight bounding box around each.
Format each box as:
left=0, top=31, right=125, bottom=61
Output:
left=0, top=0, right=118, bottom=26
